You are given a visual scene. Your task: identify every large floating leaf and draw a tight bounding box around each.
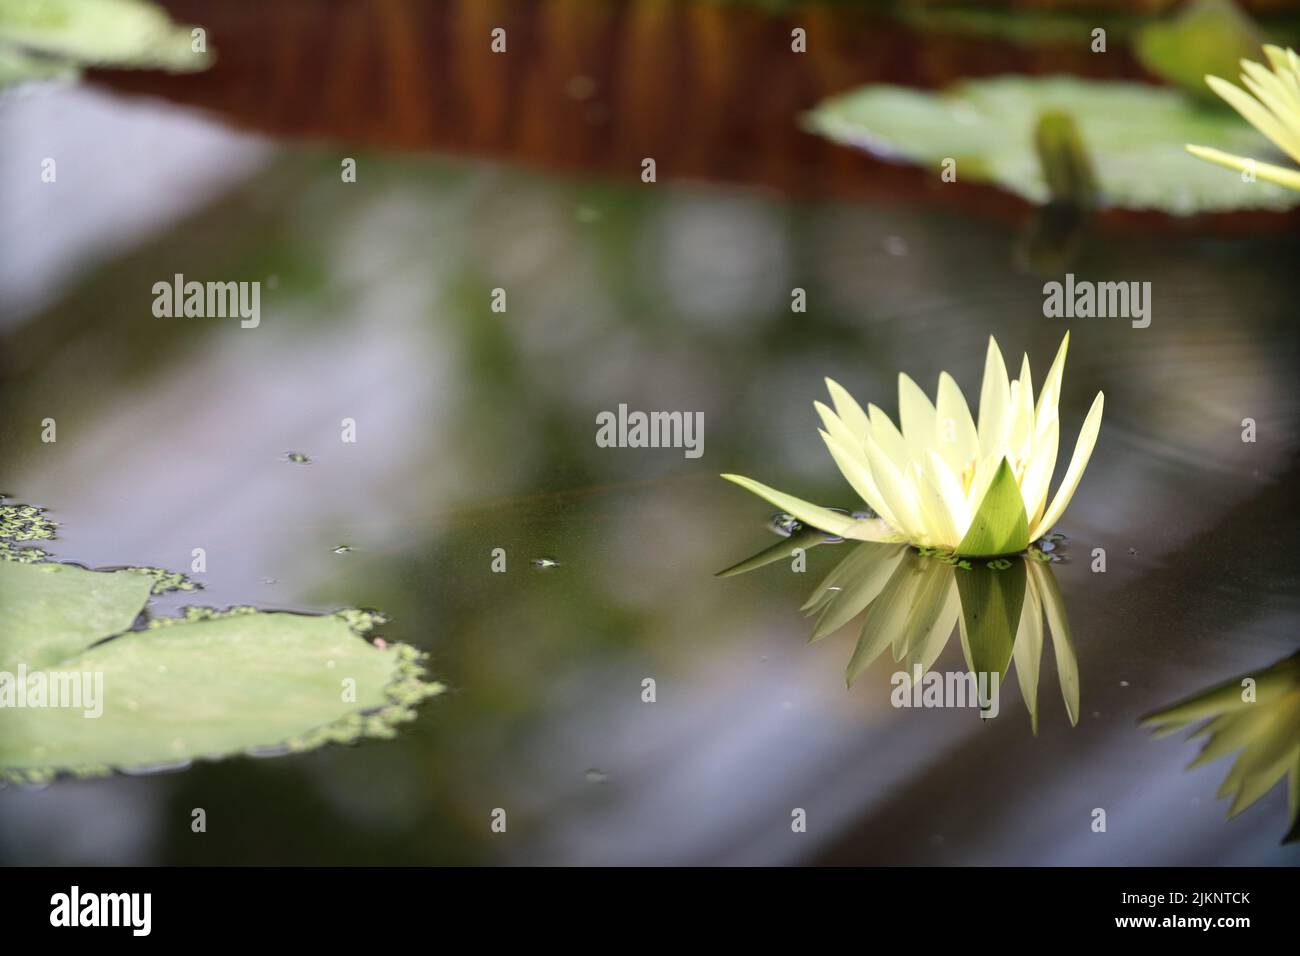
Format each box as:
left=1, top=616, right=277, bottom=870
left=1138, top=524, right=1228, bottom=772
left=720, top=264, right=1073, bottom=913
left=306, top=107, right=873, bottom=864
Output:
left=1134, top=0, right=1265, bottom=100
left=0, top=561, right=153, bottom=673
left=0, top=0, right=211, bottom=87
left=805, top=74, right=1300, bottom=213
left=0, top=548, right=441, bottom=783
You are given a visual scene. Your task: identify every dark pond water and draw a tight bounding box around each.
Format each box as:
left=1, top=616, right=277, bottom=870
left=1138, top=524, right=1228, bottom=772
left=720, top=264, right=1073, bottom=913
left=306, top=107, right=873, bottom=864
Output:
left=2, top=0, right=1299, bottom=865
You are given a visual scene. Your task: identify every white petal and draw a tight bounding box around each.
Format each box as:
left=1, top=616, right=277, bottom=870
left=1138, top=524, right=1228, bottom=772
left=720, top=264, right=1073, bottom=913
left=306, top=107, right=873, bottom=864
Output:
left=913, top=459, right=961, bottom=550
left=867, top=403, right=909, bottom=471
left=721, top=474, right=898, bottom=542
left=1241, top=59, right=1300, bottom=127
left=1008, top=376, right=1034, bottom=468
left=864, top=433, right=925, bottom=543
left=1029, top=391, right=1104, bottom=541
left=815, top=402, right=866, bottom=463
left=935, top=371, right=979, bottom=476
left=1185, top=145, right=1300, bottom=191
left=824, top=378, right=871, bottom=441
left=927, top=450, right=972, bottom=540
left=1209, top=74, right=1300, bottom=163
left=1019, top=415, right=1059, bottom=529
left=898, top=372, right=937, bottom=463
left=1263, top=45, right=1300, bottom=103
left=1034, top=332, right=1069, bottom=436
left=977, top=336, right=1011, bottom=459
left=819, top=429, right=898, bottom=527
left=1017, top=352, right=1034, bottom=408
left=964, top=451, right=1004, bottom=514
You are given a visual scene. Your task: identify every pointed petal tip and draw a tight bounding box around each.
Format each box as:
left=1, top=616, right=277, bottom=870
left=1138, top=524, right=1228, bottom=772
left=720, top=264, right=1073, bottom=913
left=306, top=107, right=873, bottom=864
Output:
left=1206, top=75, right=1241, bottom=101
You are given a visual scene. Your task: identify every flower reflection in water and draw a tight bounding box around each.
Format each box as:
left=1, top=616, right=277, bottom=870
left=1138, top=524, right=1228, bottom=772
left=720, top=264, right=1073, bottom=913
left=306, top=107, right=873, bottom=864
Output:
left=720, top=531, right=1079, bottom=732
left=1142, top=653, right=1300, bottom=843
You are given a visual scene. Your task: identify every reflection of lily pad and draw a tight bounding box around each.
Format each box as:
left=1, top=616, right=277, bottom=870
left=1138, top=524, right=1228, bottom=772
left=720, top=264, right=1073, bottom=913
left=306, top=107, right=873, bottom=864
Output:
left=0, top=510, right=442, bottom=784
left=805, top=75, right=1300, bottom=213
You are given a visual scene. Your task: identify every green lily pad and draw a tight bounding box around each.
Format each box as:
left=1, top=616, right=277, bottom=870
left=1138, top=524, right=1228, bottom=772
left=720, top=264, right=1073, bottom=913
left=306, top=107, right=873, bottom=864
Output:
left=1134, top=0, right=1265, bottom=100
left=0, top=561, right=154, bottom=673
left=805, top=74, right=1300, bottom=214
left=0, top=509, right=441, bottom=783
left=0, top=0, right=211, bottom=87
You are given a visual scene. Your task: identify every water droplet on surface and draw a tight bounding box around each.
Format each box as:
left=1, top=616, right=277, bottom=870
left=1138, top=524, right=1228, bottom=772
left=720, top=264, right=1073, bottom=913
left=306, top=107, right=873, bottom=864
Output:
left=584, top=768, right=609, bottom=784
left=769, top=512, right=802, bottom=537
left=245, top=743, right=291, bottom=759
left=819, top=508, right=851, bottom=543
left=120, top=759, right=193, bottom=777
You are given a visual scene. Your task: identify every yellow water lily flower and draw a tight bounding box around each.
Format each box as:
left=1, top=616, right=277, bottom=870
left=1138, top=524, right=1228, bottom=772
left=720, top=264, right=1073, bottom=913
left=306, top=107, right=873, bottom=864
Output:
left=1186, top=45, right=1300, bottom=192
left=722, top=333, right=1104, bottom=557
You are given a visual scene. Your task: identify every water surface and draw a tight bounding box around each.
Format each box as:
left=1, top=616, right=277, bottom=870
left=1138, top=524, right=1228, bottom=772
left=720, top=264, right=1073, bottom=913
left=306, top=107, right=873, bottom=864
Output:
left=1, top=2, right=1298, bottom=865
